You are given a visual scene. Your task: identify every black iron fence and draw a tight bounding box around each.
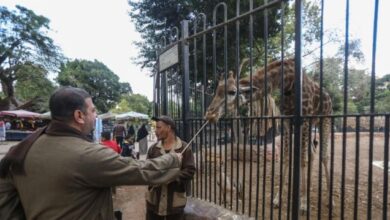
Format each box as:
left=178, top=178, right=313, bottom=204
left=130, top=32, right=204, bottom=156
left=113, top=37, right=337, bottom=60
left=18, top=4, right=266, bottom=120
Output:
left=154, top=0, right=388, bottom=219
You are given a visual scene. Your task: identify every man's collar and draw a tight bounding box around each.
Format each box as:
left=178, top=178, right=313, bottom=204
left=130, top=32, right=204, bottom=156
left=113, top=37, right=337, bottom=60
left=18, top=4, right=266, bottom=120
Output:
left=156, top=137, right=182, bottom=150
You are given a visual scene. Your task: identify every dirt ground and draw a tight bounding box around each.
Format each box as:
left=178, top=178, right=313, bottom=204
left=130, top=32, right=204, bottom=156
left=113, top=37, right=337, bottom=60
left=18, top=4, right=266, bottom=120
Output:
left=113, top=185, right=148, bottom=220
left=113, top=132, right=389, bottom=219
left=192, top=132, right=389, bottom=219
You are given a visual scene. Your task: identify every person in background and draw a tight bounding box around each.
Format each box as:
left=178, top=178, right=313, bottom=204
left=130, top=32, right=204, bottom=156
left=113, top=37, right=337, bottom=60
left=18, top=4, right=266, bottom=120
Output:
left=5, top=120, right=11, bottom=130
left=127, top=124, right=135, bottom=139
left=146, top=115, right=195, bottom=220
left=0, top=87, right=182, bottom=220
left=112, top=122, right=126, bottom=148
left=137, top=123, right=149, bottom=155
left=122, top=136, right=138, bottom=159
left=100, top=131, right=121, bottom=154
left=0, top=120, right=5, bottom=143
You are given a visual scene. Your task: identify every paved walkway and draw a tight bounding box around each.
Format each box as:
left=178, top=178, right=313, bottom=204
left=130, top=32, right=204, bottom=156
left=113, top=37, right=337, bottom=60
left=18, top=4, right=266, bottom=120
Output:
left=0, top=141, right=18, bottom=159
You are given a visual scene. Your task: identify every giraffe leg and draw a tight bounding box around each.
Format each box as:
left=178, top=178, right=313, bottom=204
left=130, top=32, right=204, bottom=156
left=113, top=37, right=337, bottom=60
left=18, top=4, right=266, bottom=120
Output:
left=295, top=136, right=316, bottom=217
left=300, top=121, right=310, bottom=214
left=322, top=160, right=333, bottom=207
left=321, top=118, right=334, bottom=210
left=273, top=122, right=290, bottom=208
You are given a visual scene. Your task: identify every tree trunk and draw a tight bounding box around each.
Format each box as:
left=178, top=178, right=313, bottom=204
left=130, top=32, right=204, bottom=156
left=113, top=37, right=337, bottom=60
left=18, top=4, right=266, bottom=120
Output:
left=0, top=77, right=20, bottom=110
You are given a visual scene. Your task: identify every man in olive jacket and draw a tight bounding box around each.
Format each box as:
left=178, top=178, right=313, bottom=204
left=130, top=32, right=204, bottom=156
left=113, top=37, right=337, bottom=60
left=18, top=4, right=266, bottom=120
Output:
left=0, top=87, right=182, bottom=220
left=146, top=115, right=195, bottom=220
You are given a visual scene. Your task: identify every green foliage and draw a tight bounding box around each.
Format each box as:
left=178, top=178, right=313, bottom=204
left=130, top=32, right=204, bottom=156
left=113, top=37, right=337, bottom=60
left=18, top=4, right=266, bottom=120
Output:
left=347, top=100, right=358, bottom=113
left=128, top=0, right=288, bottom=72
left=370, top=74, right=390, bottom=113
left=57, top=59, right=130, bottom=113
left=375, top=90, right=390, bottom=113
left=0, top=5, right=62, bottom=109
left=128, top=0, right=389, bottom=115
left=309, top=59, right=390, bottom=114
left=111, top=94, right=152, bottom=116
left=129, top=0, right=325, bottom=102
left=112, top=98, right=132, bottom=114
left=0, top=5, right=62, bottom=69
left=14, top=62, right=56, bottom=112
left=309, top=57, right=343, bottom=114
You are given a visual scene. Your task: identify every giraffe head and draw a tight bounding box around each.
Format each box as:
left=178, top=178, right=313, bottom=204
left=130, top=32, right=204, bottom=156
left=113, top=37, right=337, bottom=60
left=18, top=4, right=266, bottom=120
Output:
left=240, top=77, right=270, bottom=105
left=238, top=73, right=272, bottom=105
left=205, top=71, right=238, bottom=123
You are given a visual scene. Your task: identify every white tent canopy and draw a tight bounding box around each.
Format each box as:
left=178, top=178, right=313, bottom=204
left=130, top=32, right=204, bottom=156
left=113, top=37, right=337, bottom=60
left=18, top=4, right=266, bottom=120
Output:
left=38, top=111, right=148, bottom=121
left=98, top=112, right=116, bottom=120
left=115, top=111, right=149, bottom=120
left=39, top=111, right=51, bottom=119
left=0, top=110, right=41, bottom=118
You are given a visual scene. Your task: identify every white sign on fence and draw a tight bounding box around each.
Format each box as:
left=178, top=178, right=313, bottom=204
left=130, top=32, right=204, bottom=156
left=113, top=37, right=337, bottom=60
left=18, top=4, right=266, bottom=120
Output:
left=159, top=44, right=179, bottom=72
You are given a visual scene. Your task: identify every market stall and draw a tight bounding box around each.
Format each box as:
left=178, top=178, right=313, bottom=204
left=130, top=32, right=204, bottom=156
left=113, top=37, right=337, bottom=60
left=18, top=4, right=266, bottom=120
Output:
left=0, top=110, right=44, bottom=141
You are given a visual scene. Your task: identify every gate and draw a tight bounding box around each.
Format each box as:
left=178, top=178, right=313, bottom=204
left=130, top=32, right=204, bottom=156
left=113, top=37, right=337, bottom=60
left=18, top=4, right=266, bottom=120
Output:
left=153, top=0, right=388, bottom=219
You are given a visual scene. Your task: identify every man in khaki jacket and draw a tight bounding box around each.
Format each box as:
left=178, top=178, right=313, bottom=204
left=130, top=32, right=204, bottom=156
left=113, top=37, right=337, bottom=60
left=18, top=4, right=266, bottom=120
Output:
left=146, top=115, right=195, bottom=220
left=0, top=87, right=182, bottom=220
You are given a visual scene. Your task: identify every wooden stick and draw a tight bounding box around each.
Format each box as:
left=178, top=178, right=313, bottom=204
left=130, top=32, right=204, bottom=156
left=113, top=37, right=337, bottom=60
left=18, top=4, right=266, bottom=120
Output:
left=180, top=120, right=209, bottom=154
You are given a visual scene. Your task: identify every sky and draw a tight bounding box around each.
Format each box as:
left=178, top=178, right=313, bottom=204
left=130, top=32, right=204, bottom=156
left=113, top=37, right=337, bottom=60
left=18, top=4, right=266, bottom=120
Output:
left=322, top=0, right=389, bottom=77
left=1, top=0, right=389, bottom=104
left=2, top=0, right=154, bottom=100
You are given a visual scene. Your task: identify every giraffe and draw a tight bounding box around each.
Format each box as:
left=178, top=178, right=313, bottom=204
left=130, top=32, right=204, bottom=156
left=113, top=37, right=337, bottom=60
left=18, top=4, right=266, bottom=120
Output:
left=205, top=58, right=333, bottom=214
left=204, top=71, right=278, bottom=138
left=204, top=71, right=239, bottom=124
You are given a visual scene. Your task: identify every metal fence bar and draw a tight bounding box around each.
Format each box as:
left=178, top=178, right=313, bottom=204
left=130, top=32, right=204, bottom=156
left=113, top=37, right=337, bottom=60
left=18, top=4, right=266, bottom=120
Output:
left=308, top=118, right=313, bottom=220
left=208, top=123, right=212, bottom=202
left=291, top=0, right=303, bottom=218
left=255, top=117, right=261, bottom=219
left=278, top=2, right=286, bottom=219
left=201, top=13, right=207, bottom=116
left=270, top=118, right=276, bottom=220
left=191, top=118, right=196, bottom=197
left=176, top=0, right=283, bottom=44
left=218, top=120, right=222, bottom=206
left=181, top=20, right=190, bottom=142
left=248, top=0, right=254, bottom=216
left=193, top=23, right=198, bottom=119
left=235, top=0, right=242, bottom=214
left=213, top=122, right=217, bottom=204
left=154, top=1, right=388, bottom=219
left=353, top=116, right=360, bottom=220
left=229, top=119, right=234, bottom=209
left=383, top=116, right=389, bottom=220
left=341, top=0, right=350, bottom=218
left=287, top=120, right=293, bottom=220
left=368, top=1, right=380, bottom=219
left=318, top=0, right=326, bottom=218
left=222, top=2, right=228, bottom=208
left=329, top=118, right=335, bottom=220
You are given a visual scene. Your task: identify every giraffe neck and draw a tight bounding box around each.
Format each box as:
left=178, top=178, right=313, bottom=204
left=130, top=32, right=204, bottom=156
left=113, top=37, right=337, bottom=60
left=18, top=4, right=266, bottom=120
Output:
left=255, top=59, right=295, bottom=95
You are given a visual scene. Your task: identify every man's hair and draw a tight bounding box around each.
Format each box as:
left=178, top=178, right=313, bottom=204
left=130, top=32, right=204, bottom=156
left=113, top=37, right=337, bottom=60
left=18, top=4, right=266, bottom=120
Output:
left=151, top=115, right=176, bottom=136
left=49, top=87, right=91, bottom=121
left=101, top=131, right=111, bottom=140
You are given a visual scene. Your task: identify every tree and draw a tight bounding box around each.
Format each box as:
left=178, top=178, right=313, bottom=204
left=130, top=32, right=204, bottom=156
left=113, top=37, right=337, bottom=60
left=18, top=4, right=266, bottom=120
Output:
left=112, top=98, right=132, bottom=114
left=348, top=69, right=370, bottom=112
left=14, top=62, right=56, bottom=112
left=128, top=0, right=289, bottom=71
left=371, top=74, right=390, bottom=113
left=57, top=59, right=131, bottom=113
left=128, top=0, right=327, bottom=103
left=111, top=94, right=151, bottom=116
left=0, top=5, right=62, bottom=110
left=309, top=57, right=343, bottom=114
